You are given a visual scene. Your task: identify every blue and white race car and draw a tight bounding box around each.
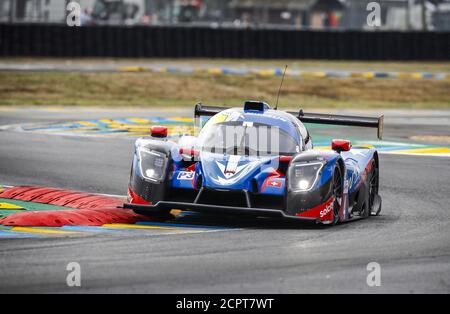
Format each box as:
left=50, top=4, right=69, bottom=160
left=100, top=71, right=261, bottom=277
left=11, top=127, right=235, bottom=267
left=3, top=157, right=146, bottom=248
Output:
left=125, top=101, right=383, bottom=225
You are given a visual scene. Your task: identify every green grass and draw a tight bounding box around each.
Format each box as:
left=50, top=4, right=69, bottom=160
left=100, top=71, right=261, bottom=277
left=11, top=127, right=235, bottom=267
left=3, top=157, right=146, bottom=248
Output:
left=0, top=71, right=449, bottom=109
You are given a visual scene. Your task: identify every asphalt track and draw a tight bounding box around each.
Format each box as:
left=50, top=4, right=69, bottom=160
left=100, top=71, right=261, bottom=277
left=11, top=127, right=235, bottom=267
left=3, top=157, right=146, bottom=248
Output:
left=0, top=108, right=450, bottom=293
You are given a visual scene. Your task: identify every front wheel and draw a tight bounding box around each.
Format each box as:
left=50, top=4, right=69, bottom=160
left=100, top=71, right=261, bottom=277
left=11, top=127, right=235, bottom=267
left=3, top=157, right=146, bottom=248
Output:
left=331, top=166, right=343, bottom=225
left=360, top=159, right=380, bottom=218
left=368, top=159, right=382, bottom=216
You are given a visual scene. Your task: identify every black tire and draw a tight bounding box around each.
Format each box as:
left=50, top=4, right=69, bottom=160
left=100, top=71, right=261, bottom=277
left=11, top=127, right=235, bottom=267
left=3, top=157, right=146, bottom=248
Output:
left=331, top=166, right=343, bottom=225
left=369, top=159, right=378, bottom=208
left=360, top=199, right=370, bottom=218
left=368, top=158, right=381, bottom=216
left=360, top=159, right=378, bottom=218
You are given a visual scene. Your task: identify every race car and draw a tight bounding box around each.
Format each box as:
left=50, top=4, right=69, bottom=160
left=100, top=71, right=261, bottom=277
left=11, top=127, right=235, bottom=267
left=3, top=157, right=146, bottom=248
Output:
left=124, top=101, right=383, bottom=225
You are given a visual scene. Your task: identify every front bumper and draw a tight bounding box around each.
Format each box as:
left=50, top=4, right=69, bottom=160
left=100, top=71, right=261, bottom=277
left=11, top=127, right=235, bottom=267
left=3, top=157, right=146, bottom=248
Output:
left=124, top=201, right=319, bottom=223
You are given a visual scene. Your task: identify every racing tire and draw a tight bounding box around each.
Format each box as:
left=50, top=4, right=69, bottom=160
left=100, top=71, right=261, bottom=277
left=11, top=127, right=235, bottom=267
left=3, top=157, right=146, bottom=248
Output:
left=360, top=200, right=370, bottom=219
left=368, top=159, right=382, bottom=216
left=360, top=159, right=378, bottom=218
left=331, top=166, right=343, bottom=225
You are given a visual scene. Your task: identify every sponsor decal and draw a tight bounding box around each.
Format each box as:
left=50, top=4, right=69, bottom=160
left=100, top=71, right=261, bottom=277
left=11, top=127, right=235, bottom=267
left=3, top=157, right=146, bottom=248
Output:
left=260, top=169, right=284, bottom=192
left=296, top=197, right=334, bottom=221
left=320, top=200, right=334, bottom=218
left=268, top=180, right=282, bottom=188
left=209, top=112, right=229, bottom=125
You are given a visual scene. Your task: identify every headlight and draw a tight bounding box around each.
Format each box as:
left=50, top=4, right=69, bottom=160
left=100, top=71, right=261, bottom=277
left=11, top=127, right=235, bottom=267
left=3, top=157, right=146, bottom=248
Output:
left=289, top=161, right=324, bottom=192
left=138, top=148, right=167, bottom=182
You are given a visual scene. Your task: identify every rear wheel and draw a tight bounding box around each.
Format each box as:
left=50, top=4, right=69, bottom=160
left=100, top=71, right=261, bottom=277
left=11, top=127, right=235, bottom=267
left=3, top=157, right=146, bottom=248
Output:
left=331, top=166, right=343, bottom=225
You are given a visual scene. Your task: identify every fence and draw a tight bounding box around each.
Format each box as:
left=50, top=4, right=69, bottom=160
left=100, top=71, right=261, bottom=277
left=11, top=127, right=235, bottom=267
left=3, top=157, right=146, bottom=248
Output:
left=0, top=24, right=448, bottom=60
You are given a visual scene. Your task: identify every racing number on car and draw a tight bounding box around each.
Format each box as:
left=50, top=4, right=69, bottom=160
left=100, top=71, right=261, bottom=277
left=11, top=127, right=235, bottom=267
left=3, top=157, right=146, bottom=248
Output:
left=177, top=171, right=195, bottom=180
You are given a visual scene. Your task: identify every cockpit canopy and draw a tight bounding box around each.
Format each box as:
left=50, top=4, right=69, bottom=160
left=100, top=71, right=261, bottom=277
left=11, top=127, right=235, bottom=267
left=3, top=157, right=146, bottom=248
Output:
left=197, top=108, right=305, bottom=157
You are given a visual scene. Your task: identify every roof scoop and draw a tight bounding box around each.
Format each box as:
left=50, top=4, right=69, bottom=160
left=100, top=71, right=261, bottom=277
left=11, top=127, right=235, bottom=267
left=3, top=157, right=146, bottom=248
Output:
left=244, top=100, right=271, bottom=112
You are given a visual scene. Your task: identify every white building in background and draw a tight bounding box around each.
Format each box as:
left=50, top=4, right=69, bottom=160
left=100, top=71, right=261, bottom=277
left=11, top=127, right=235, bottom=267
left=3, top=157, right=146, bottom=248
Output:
left=0, top=0, right=84, bottom=23
left=0, top=0, right=145, bottom=23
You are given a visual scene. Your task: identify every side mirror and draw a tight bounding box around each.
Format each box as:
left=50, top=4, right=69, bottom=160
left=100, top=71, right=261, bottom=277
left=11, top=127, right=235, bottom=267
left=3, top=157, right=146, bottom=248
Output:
left=150, top=125, right=168, bottom=138
left=332, top=139, right=351, bottom=153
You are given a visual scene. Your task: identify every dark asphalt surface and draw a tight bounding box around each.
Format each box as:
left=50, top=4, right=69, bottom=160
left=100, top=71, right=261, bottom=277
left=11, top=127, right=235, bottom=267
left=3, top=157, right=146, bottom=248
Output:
left=0, top=108, right=449, bottom=293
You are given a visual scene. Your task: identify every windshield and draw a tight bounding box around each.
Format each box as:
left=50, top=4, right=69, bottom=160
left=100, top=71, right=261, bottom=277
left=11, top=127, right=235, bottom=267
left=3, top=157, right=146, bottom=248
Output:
left=198, top=121, right=301, bottom=156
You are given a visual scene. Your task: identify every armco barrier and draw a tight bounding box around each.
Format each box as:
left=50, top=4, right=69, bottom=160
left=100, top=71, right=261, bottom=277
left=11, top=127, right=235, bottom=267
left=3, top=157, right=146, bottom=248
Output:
left=0, top=24, right=449, bottom=60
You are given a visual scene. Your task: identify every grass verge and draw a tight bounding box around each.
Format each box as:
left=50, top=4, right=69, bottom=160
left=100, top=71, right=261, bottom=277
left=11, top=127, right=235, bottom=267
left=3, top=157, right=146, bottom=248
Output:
left=0, top=71, right=449, bottom=109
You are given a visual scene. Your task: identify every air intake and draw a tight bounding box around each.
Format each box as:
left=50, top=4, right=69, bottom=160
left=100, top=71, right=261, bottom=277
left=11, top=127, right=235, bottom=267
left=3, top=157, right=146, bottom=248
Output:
left=244, top=101, right=271, bottom=112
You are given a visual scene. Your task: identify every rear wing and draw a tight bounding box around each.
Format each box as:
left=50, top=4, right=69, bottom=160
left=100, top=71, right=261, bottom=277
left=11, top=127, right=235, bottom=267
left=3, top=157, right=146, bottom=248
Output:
left=288, top=109, right=384, bottom=140
left=194, top=103, right=384, bottom=139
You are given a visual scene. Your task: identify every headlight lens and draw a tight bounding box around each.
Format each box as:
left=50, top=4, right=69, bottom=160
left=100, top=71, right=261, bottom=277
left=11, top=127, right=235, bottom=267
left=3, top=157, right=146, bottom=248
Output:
left=289, top=161, right=324, bottom=192
left=138, top=148, right=167, bottom=182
